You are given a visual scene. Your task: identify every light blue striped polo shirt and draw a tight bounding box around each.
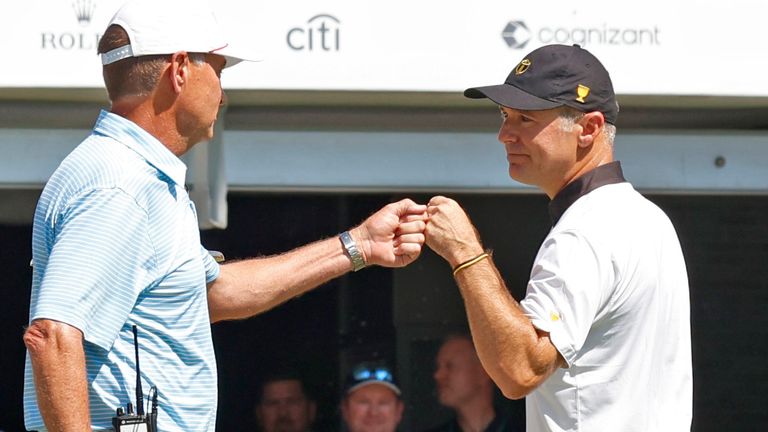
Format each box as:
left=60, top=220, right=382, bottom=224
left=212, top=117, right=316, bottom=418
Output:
left=24, top=110, right=221, bottom=431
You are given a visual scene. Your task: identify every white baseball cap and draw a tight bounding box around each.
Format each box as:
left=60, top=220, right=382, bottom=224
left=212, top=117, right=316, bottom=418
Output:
left=100, top=0, right=255, bottom=68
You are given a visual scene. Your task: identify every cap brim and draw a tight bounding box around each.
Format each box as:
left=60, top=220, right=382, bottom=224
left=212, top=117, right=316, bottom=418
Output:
left=464, top=84, right=562, bottom=111
left=220, top=54, right=261, bottom=69
left=346, top=380, right=402, bottom=396
left=211, top=44, right=261, bottom=68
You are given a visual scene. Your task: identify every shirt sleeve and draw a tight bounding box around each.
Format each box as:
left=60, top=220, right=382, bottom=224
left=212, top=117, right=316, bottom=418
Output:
left=31, top=187, right=158, bottom=351
left=520, top=229, right=613, bottom=366
left=200, top=244, right=221, bottom=284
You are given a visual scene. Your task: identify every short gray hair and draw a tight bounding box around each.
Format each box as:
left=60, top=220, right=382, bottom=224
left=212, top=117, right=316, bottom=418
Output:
left=558, top=106, right=616, bottom=146
left=557, top=106, right=584, bottom=132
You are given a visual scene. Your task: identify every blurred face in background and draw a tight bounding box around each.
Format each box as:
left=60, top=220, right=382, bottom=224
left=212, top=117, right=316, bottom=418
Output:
left=342, top=384, right=404, bottom=432
left=433, top=337, right=493, bottom=409
left=256, top=379, right=316, bottom=432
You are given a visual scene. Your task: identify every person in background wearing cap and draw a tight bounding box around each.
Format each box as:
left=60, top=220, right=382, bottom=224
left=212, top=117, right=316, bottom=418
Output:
left=424, top=44, right=692, bottom=431
left=341, top=363, right=404, bottom=432
left=426, top=334, right=520, bottom=432
left=254, top=370, right=317, bottom=432
left=21, top=1, right=427, bottom=431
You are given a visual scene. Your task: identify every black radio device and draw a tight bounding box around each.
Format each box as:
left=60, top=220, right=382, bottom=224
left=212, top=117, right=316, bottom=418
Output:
left=112, top=325, right=158, bottom=432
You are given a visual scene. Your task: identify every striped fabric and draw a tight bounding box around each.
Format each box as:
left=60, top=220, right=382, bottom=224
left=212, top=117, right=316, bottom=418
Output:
left=24, top=110, right=221, bottom=431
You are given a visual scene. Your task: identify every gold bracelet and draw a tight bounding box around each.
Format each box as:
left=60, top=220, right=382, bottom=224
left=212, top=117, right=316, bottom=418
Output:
left=452, top=251, right=491, bottom=277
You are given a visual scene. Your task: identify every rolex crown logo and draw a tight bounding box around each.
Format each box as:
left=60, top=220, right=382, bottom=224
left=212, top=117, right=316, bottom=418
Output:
left=72, top=0, right=97, bottom=26
left=515, top=59, right=531, bottom=75
left=575, top=84, right=590, bottom=103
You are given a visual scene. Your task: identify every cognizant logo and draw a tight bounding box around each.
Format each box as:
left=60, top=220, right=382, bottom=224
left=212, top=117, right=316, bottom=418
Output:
left=502, top=20, right=661, bottom=49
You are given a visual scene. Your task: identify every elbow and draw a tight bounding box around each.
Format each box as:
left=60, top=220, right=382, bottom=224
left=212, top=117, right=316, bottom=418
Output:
left=208, top=306, right=232, bottom=324
left=207, top=286, right=240, bottom=324
left=24, top=319, right=82, bottom=357
left=24, top=320, right=52, bottom=357
left=491, top=361, right=545, bottom=400
left=491, top=337, right=564, bottom=400
left=500, top=387, right=526, bottom=400
left=497, top=375, right=537, bottom=400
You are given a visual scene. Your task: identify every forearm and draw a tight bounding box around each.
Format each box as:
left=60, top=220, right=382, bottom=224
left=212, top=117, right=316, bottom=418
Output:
left=208, top=233, right=353, bottom=322
left=208, top=198, right=427, bottom=322
left=425, top=196, right=561, bottom=397
left=454, top=258, right=561, bottom=399
left=24, top=319, right=91, bottom=431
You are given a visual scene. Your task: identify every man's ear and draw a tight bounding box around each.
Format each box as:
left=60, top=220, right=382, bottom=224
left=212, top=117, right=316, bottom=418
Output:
left=169, top=51, right=191, bottom=93
left=395, top=399, right=404, bottom=422
left=577, top=111, right=605, bottom=148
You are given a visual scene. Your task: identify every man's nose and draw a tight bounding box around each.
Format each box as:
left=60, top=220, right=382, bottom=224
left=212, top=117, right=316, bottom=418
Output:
left=498, top=122, right=518, bottom=144
left=219, top=88, right=227, bottom=107
left=433, top=366, right=444, bottom=381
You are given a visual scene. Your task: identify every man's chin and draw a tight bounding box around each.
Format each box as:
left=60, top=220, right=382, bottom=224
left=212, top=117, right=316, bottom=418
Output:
left=508, top=167, right=535, bottom=186
left=438, top=394, right=456, bottom=407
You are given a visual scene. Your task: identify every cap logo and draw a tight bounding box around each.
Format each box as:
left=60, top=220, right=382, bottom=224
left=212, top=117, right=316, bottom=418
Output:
left=575, top=84, right=590, bottom=103
left=515, top=59, right=531, bottom=75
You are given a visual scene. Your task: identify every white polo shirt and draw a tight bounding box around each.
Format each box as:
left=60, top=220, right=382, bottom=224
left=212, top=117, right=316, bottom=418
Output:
left=520, top=162, right=692, bottom=432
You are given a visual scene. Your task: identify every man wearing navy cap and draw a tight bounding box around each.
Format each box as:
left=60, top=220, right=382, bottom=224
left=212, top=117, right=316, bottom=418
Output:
left=341, top=363, right=404, bottom=432
left=424, top=44, right=692, bottom=431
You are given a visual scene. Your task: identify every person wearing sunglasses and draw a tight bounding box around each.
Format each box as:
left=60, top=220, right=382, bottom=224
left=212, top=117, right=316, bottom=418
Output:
left=341, top=363, right=404, bottom=432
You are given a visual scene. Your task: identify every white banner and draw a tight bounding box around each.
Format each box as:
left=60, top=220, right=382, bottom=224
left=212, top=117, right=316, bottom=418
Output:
left=1, top=0, right=766, bottom=97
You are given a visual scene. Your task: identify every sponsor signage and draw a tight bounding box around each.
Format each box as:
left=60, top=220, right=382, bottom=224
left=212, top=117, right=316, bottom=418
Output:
left=501, top=20, right=661, bottom=50
left=1, top=0, right=766, bottom=97
left=287, top=14, right=341, bottom=52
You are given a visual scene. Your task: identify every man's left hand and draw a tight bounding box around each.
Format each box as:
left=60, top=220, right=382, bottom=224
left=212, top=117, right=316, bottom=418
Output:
left=425, top=196, right=485, bottom=267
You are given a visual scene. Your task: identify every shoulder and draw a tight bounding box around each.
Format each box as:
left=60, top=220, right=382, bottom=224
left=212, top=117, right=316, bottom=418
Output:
left=51, top=134, right=173, bottom=211
left=48, top=135, right=147, bottom=196
left=555, top=182, right=674, bottom=241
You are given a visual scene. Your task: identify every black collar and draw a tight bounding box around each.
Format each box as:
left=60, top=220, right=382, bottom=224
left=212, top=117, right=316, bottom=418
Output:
left=548, top=161, right=626, bottom=226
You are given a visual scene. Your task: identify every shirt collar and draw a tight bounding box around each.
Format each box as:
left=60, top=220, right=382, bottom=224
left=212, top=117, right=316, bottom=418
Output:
left=548, top=161, right=626, bottom=225
left=92, top=110, right=187, bottom=186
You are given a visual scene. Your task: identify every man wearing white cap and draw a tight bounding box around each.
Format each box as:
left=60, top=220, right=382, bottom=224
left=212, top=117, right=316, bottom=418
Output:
left=341, top=363, right=404, bottom=432
left=22, top=1, right=427, bottom=431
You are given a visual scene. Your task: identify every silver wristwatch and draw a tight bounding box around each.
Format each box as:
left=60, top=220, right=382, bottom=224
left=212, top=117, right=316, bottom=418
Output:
left=340, top=231, right=366, bottom=272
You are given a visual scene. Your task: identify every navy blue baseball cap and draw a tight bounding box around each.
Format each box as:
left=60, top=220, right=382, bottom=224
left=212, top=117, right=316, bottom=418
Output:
left=465, top=44, right=619, bottom=124
left=344, top=363, right=401, bottom=396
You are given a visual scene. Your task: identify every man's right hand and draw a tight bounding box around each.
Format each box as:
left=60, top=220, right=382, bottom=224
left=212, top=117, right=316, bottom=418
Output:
left=351, top=198, right=428, bottom=268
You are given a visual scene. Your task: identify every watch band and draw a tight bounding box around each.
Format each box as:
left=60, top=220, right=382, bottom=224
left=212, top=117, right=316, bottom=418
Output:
left=340, top=231, right=366, bottom=272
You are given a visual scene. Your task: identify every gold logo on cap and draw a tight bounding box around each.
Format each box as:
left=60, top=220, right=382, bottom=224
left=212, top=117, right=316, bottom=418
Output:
left=515, top=59, right=531, bottom=75
left=575, top=84, right=590, bottom=103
